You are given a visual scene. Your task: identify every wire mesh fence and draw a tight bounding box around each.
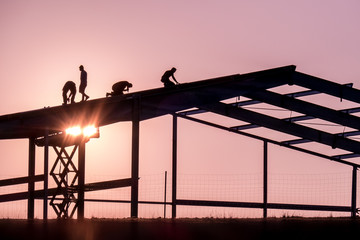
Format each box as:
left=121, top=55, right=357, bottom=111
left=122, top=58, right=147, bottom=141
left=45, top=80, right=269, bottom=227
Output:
left=1, top=171, right=357, bottom=219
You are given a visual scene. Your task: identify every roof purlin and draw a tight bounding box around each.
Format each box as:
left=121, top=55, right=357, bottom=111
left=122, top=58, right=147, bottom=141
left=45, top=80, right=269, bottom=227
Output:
left=202, top=102, right=360, bottom=155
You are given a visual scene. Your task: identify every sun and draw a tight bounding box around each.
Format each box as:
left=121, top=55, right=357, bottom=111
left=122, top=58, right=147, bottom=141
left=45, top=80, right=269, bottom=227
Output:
left=65, top=125, right=98, bottom=137
left=83, top=125, right=98, bottom=137
left=65, top=126, right=82, bottom=136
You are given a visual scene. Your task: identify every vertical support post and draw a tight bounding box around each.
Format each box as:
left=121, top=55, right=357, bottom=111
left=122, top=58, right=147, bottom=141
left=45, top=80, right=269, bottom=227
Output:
left=28, top=137, right=36, bottom=219
left=43, top=130, right=49, bottom=220
left=78, top=141, right=86, bottom=219
left=164, top=171, right=167, bottom=218
left=131, top=96, right=140, bottom=218
left=351, top=166, right=357, bottom=218
left=263, top=141, right=268, bottom=218
left=172, top=114, right=177, bottom=218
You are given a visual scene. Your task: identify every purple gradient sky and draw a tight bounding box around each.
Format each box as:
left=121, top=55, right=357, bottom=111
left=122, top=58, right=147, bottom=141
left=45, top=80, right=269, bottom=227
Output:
left=1, top=1, right=360, bottom=218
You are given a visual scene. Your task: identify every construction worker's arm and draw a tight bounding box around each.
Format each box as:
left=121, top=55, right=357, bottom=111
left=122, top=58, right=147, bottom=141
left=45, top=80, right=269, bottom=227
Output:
left=172, top=75, right=179, bottom=84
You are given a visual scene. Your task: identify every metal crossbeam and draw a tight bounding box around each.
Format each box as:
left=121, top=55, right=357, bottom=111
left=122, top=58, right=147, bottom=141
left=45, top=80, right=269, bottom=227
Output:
left=231, top=115, right=313, bottom=131
left=0, top=178, right=132, bottom=203
left=178, top=85, right=325, bottom=116
left=202, top=102, right=360, bottom=154
left=292, top=72, right=360, bottom=104
left=241, top=88, right=360, bottom=131
left=282, top=130, right=360, bottom=145
left=332, top=153, right=360, bottom=160
left=179, top=83, right=353, bottom=121
left=177, top=113, right=360, bottom=167
left=177, top=199, right=352, bottom=212
left=232, top=106, right=360, bottom=131
left=0, top=175, right=44, bottom=187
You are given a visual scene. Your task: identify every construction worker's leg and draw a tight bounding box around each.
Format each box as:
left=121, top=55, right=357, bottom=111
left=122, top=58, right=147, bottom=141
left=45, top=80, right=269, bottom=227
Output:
left=164, top=81, right=175, bottom=88
left=62, top=91, right=68, bottom=105
left=70, top=92, right=76, bottom=103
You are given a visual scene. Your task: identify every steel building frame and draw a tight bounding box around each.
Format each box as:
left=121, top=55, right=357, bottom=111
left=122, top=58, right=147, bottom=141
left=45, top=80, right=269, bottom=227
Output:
left=0, top=65, right=359, bottom=218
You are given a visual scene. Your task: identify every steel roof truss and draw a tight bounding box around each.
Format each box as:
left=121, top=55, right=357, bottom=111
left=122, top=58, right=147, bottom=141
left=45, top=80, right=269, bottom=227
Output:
left=241, top=88, right=360, bottom=131
left=202, top=102, right=360, bottom=154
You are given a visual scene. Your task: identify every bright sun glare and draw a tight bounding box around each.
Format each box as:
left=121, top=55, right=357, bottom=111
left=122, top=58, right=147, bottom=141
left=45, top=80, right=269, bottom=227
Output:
left=83, top=126, right=97, bottom=137
left=65, top=126, right=82, bottom=136
left=65, top=125, right=97, bottom=137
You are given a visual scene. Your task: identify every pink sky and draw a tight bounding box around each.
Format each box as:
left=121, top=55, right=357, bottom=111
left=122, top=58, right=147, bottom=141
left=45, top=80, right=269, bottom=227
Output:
left=1, top=0, right=360, bottom=218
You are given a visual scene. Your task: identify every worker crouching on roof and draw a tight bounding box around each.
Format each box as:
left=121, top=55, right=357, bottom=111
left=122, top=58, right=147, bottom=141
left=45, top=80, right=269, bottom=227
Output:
left=161, top=67, right=179, bottom=87
left=62, top=81, right=76, bottom=105
left=106, top=81, right=133, bottom=97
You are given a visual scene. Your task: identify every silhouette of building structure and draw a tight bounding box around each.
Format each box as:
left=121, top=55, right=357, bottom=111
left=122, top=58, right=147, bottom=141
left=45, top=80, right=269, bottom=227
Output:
left=0, top=65, right=359, bottom=218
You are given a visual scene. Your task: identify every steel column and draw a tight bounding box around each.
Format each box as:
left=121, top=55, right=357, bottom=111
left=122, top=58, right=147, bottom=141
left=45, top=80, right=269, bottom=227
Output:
left=131, top=96, right=140, bottom=218
left=78, top=141, right=86, bottom=219
left=43, top=130, right=49, bottom=220
left=164, top=171, right=167, bottom=218
left=263, top=141, right=268, bottom=218
left=28, top=137, right=36, bottom=219
left=172, top=114, right=178, bottom=218
left=351, top=166, right=357, bottom=218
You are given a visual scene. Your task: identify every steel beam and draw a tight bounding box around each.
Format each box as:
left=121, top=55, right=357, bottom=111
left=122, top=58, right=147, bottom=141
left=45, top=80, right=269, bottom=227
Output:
left=0, top=175, right=43, bottom=187
left=202, top=102, right=360, bottom=154
left=84, top=178, right=133, bottom=191
left=177, top=114, right=360, bottom=167
left=242, top=88, right=360, bottom=131
left=283, top=130, right=360, bottom=147
left=178, top=85, right=324, bottom=116
left=332, top=153, right=360, bottom=160
left=0, top=178, right=133, bottom=202
left=177, top=199, right=351, bottom=212
left=293, top=72, right=360, bottom=104
left=232, top=115, right=313, bottom=131
left=232, top=106, right=360, bottom=133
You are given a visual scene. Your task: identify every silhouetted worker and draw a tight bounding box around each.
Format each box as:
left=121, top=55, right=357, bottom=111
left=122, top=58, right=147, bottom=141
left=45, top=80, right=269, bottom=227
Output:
left=62, top=81, right=76, bottom=105
left=106, top=81, right=133, bottom=97
left=79, top=65, right=89, bottom=101
left=161, top=67, right=179, bottom=87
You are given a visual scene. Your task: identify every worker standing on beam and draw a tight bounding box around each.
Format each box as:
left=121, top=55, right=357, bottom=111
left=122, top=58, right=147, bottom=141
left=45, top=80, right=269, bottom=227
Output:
left=106, top=81, right=133, bottom=97
left=161, top=67, right=179, bottom=87
left=79, top=65, right=90, bottom=101
left=62, top=81, right=76, bottom=105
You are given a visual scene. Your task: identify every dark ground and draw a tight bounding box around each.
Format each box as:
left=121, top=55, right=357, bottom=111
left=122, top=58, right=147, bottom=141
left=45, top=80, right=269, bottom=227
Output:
left=0, top=217, right=359, bottom=240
